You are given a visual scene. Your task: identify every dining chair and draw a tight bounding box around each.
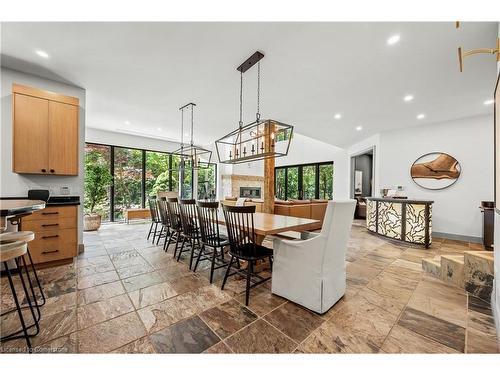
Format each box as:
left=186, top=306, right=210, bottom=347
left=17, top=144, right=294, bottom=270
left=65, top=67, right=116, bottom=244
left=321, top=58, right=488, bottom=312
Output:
left=147, top=196, right=162, bottom=242
left=221, top=204, right=273, bottom=305
left=271, top=200, right=356, bottom=314
left=195, top=201, right=230, bottom=283
left=165, top=197, right=183, bottom=255
left=178, top=199, right=202, bottom=270
left=156, top=198, right=171, bottom=248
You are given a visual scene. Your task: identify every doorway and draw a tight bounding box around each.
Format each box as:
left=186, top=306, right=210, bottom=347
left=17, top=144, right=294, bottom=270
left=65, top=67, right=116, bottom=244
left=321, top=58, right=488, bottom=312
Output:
left=350, top=148, right=375, bottom=219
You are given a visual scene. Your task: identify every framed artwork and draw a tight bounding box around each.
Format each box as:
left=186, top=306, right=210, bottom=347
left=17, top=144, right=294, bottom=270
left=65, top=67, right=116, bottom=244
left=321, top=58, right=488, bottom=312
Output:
left=495, top=72, right=500, bottom=213
left=410, top=152, right=461, bottom=190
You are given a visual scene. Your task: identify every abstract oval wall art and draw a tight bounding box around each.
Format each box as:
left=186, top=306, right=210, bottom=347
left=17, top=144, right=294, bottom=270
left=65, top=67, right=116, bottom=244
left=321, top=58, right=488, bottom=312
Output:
left=410, top=152, right=461, bottom=190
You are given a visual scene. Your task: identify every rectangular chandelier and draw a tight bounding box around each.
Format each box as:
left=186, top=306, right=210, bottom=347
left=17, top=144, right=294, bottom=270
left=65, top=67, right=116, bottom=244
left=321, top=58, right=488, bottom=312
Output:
left=215, top=119, right=293, bottom=164
left=172, top=144, right=212, bottom=169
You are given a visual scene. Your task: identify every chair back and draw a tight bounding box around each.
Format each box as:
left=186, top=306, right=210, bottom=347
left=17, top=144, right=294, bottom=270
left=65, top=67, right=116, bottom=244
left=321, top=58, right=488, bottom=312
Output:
left=157, top=197, right=170, bottom=226
left=222, top=204, right=257, bottom=257
left=196, top=201, right=223, bottom=247
left=148, top=197, right=160, bottom=223
left=179, top=199, right=198, bottom=238
left=320, top=200, right=356, bottom=270
left=166, top=197, right=182, bottom=230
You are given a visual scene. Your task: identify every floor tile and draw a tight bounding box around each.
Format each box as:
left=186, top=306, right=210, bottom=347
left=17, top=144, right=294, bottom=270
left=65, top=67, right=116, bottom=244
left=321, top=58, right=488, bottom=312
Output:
left=398, top=307, right=465, bottom=352
left=128, top=281, right=178, bottom=309
left=264, top=302, right=324, bottom=342
left=77, top=280, right=125, bottom=305
left=225, top=319, right=297, bottom=353
left=111, top=336, right=157, bottom=354
left=466, top=327, right=499, bottom=353
left=78, top=312, right=146, bottom=353
left=234, top=284, right=286, bottom=316
left=77, top=293, right=135, bottom=329
left=381, top=325, right=459, bottom=353
left=77, top=270, right=120, bottom=290
left=121, top=270, right=167, bottom=292
left=199, top=299, right=257, bottom=339
left=150, top=315, right=219, bottom=353
left=203, top=341, right=233, bottom=353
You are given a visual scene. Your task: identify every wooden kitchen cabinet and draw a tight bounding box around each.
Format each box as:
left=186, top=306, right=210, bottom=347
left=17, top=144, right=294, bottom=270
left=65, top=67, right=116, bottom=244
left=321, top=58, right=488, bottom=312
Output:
left=12, top=83, right=79, bottom=176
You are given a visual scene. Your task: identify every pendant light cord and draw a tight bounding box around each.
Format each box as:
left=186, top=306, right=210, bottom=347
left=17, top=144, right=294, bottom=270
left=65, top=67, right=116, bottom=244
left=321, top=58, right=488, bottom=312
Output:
left=239, top=71, right=243, bottom=128
left=256, top=61, right=261, bottom=122
left=190, top=104, right=194, bottom=146
left=180, top=108, right=184, bottom=152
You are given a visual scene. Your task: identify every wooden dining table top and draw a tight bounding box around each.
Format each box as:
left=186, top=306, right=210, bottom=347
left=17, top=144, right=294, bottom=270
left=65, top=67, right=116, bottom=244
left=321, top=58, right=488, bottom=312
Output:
left=0, top=199, right=46, bottom=218
left=215, top=209, right=320, bottom=236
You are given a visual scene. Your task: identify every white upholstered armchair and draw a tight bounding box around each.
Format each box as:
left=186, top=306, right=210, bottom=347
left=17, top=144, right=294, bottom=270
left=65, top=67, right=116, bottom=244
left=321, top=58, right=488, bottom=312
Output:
left=271, top=200, right=356, bottom=314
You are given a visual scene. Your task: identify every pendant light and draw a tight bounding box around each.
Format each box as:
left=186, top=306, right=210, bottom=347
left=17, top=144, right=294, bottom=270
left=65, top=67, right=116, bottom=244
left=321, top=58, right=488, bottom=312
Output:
left=215, top=51, right=293, bottom=164
left=172, top=103, right=212, bottom=170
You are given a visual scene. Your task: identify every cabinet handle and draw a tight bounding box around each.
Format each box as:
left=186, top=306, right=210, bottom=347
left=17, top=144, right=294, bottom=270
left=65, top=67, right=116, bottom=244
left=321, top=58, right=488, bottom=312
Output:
left=41, top=235, right=59, bottom=239
left=42, top=212, right=59, bottom=215
left=41, top=249, right=59, bottom=254
left=41, top=169, right=46, bottom=173
left=42, top=223, right=59, bottom=227
left=50, top=169, right=55, bottom=173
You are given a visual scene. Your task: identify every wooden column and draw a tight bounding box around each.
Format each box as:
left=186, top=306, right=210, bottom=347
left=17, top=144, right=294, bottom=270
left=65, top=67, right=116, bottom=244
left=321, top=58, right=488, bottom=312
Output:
left=263, top=121, right=275, bottom=214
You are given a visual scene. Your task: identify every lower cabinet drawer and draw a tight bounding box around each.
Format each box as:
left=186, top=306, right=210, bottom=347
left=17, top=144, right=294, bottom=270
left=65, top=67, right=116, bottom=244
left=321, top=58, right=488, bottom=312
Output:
left=29, top=228, right=77, bottom=264
left=21, top=217, right=76, bottom=233
left=23, top=205, right=77, bottom=222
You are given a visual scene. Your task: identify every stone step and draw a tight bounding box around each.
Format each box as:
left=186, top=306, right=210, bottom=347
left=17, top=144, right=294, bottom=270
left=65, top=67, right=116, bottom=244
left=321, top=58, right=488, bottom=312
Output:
left=464, top=250, right=495, bottom=301
left=422, top=256, right=441, bottom=279
left=440, top=255, right=465, bottom=287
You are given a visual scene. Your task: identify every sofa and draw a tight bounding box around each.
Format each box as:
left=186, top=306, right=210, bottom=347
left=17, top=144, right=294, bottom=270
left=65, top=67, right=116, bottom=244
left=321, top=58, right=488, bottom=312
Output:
left=274, top=199, right=328, bottom=230
left=221, top=197, right=263, bottom=212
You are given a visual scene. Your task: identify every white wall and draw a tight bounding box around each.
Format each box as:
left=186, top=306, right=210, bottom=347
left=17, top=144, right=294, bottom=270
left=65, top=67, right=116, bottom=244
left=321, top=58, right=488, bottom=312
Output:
left=0, top=68, right=86, bottom=244
left=86, top=127, right=180, bottom=153
left=372, top=115, right=493, bottom=240
left=224, top=133, right=349, bottom=199
left=493, top=23, right=500, bottom=346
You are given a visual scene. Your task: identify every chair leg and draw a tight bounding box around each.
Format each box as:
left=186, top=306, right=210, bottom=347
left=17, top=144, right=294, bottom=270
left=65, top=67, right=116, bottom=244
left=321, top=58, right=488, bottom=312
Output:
left=152, top=222, right=159, bottom=243
left=2, top=262, right=32, bottom=352
left=156, top=226, right=163, bottom=245
left=193, top=244, right=205, bottom=273
left=147, top=222, right=154, bottom=240
left=164, top=230, right=173, bottom=252
left=221, top=255, right=234, bottom=290
left=19, top=256, right=41, bottom=322
left=189, top=238, right=198, bottom=270
left=245, top=261, right=253, bottom=306
left=173, top=232, right=181, bottom=257
left=209, top=246, right=217, bottom=283
left=26, top=247, right=46, bottom=307
left=177, top=237, right=186, bottom=262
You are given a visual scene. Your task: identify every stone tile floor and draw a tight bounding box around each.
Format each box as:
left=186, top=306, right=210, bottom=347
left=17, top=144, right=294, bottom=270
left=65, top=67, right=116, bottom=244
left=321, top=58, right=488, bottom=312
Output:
left=1, top=220, right=498, bottom=353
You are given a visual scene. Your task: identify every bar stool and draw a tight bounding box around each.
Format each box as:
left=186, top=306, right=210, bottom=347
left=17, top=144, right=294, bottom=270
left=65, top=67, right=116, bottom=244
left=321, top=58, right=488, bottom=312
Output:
left=0, top=231, right=46, bottom=309
left=1, top=240, right=40, bottom=352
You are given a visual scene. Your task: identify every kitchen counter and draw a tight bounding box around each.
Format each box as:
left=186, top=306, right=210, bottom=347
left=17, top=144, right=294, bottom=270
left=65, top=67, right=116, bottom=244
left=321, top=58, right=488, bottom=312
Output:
left=0, top=196, right=80, bottom=206
left=365, top=197, right=433, bottom=248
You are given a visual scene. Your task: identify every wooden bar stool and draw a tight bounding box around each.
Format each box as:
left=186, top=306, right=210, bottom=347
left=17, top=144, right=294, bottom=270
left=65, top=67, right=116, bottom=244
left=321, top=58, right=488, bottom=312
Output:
left=1, top=240, right=40, bottom=352
left=1, top=231, right=46, bottom=309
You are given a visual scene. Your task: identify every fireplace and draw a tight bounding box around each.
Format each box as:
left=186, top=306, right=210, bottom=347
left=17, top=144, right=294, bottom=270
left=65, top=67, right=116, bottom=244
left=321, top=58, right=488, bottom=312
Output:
left=240, top=187, right=261, bottom=198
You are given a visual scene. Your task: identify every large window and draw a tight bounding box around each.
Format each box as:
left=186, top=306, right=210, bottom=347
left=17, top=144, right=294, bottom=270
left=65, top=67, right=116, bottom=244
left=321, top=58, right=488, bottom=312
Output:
left=275, top=161, right=334, bottom=200
left=197, top=163, right=217, bottom=200
left=84, top=144, right=111, bottom=221
left=84, top=143, right=207, bottom=222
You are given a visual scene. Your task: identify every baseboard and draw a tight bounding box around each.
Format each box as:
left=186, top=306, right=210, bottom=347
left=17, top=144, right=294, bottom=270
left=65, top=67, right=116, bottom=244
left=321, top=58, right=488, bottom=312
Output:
left=433, top=231, right=482, bottom=244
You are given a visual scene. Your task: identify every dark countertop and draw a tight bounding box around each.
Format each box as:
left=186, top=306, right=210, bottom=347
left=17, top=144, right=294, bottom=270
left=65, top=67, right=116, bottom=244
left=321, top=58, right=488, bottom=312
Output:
left=0, top=196, right=80, bottom=206
left=366, top=197, right=434, bottom=205
left=0, top=199, right=46, bottom=217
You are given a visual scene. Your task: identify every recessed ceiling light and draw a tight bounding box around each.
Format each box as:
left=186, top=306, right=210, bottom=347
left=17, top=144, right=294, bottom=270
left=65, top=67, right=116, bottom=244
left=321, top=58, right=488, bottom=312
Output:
left=417, top=114, right=425, bottom=120
left=403, top=95, right=414, bottom=102
left=124, top=120, right=131, bottom=125
left=356, top=126, right=363, bottom=131
left=387, top=35, right=400, bottom=46
left=484, top=99, right=494, bottom=105
left=35, top=49, right=49, bottom=58
left=334, top=113, right=342, bottom=120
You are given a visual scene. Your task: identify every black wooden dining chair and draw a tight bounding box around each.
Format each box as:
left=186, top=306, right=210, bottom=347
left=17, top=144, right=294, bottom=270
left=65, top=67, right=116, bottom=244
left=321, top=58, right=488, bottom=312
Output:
left=195, top=201, right=230, bottom=283
left=147, top=196, right=162, bottom=243
left=178, top=199, right=203, bottom=270
left=156, top=197, right=171, bottom=248
left=165, top=197, right=183, bottom=255
left=221, top=204, right=273, bottom=305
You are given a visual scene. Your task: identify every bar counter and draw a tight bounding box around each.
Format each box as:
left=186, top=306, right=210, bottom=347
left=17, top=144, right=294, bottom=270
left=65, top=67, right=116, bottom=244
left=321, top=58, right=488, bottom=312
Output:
left=365, top=197, right=433, bottom=248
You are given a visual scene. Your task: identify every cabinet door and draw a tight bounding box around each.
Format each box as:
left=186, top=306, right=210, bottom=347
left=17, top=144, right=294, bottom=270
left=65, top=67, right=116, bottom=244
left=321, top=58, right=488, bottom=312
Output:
left=13, top=93, right=49, bottom=174
left=48, top=101, right=79, bottom=175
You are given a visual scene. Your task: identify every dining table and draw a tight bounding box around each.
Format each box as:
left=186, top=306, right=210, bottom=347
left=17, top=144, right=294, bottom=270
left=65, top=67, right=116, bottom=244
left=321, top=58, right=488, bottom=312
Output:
left=0, top=199, right=46, bottom=233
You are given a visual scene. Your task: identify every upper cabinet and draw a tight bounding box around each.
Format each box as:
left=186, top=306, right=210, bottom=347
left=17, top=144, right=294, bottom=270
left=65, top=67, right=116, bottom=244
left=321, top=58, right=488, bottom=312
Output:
left=12, top=84, right=79, bottom=176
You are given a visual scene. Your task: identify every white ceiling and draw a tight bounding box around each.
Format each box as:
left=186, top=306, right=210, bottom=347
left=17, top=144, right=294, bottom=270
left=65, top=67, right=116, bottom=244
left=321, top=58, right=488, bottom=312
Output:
left=1, top=22, right=498, bottom=148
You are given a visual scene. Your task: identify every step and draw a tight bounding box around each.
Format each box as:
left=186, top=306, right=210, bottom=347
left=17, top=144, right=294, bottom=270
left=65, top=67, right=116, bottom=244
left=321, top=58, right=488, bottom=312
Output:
left=422, top=256, right=441, bottom=278
left=464, top=251, right=495, bottom=301
left=440, top=255, right=465, bottom=288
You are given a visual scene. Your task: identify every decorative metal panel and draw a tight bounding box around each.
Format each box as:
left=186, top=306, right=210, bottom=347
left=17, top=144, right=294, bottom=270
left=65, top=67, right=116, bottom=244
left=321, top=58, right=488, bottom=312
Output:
left=405, top=203, right=426, bottom=244
left=366, top=200, right=377, bottom=232
left=377, top=201, right=402, bottom=240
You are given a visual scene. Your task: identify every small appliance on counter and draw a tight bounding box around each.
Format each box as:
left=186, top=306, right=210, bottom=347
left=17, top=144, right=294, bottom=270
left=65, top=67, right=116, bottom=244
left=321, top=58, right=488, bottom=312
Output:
left=27, top=189, right=50, bottom=202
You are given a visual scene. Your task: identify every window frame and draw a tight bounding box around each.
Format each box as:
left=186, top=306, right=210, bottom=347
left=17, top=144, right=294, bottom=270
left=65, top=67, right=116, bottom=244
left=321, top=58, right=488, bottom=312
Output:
left=85, top=142, right=198, bottom=222
left=275, top=161, right=333, bottom=200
